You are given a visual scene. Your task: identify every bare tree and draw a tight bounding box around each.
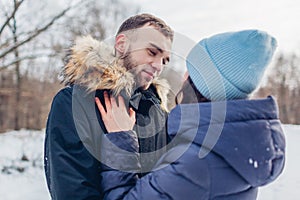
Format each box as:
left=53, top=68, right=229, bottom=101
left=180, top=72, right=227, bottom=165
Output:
left=0, top=0, right=86, bottom=71
left=255, top=52, right=300, bottom=124
left=0, top=0, right=87, bottom=130
left=0, top=0, right=140, bottom=132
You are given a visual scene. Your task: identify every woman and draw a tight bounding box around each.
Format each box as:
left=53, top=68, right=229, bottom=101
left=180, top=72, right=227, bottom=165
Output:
left=95, top=29, right=286, bottom=199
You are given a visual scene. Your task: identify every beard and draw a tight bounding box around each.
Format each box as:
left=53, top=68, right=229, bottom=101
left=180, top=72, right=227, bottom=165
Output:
left=122, top=51, right=151, bottom=90
left=122, top=51, right=147, bottom=89
left=122, top=50, right=136, bottom=71
left=122, top=51, right=139, bottom=88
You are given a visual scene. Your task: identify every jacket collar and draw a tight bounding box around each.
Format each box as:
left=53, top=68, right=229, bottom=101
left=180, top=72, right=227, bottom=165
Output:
left=61, top=35, right=170, bottom=111
left=167, top=96, right=285, bottom=186
left=168, top=96, right=279, bottom=131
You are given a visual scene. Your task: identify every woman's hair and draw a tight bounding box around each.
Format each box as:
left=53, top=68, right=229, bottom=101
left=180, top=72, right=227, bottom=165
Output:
left=175, top=76, right=210, bottom=104
left=116, top=13, right=174, bottom=42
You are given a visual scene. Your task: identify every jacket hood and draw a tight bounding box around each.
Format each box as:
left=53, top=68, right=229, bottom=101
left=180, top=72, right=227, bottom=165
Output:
left=61, top=35, right=170, bottom=110
left=167, top=96, right=286, bottom=187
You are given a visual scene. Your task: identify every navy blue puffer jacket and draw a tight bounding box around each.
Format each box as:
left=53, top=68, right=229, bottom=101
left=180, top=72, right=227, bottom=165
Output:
left=101, top=96, right=285, bottom=200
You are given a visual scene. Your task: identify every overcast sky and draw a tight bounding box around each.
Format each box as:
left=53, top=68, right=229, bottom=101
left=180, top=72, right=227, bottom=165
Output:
left=129, top=0, right=300, bottom=54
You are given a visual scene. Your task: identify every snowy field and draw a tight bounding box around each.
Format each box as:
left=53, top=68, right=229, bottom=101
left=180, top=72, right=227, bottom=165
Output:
left=0, top=125, right=299, bottom=200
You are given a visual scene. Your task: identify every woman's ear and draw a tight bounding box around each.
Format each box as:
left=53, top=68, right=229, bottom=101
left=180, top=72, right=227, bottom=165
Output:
left=115, top=34, right=129, bottom=55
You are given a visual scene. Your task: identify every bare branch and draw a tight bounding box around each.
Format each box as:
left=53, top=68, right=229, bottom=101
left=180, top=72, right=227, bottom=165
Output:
left=0, top=53, right=56, bottom=71
left=0, top=0, right=25, bottom=36
left=0, top=1, right=86, bottom=60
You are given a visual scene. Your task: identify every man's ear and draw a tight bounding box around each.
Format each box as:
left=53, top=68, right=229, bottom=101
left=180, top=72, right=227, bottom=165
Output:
left=115, top=34, right=129, bottom=55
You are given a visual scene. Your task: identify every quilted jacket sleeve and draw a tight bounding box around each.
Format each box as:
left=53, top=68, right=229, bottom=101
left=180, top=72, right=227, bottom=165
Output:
left=100, top=130, right=141, bottom=200
left=100, top=135, right=210, bottom=200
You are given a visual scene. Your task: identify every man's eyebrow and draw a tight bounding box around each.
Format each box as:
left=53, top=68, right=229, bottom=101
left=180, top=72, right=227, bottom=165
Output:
left=149, top=43, right=163, bottom=53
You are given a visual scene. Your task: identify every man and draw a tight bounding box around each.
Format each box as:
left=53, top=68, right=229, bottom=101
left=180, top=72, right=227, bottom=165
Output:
left=44, top=13, right=173, bottom=199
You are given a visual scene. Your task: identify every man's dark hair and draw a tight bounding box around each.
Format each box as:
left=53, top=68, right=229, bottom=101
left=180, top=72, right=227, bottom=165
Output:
left=117, top=13, right=174, bottom=41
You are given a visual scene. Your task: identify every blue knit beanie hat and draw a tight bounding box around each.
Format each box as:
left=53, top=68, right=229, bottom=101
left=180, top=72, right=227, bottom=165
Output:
left=186, top=29, right=277, bottom=101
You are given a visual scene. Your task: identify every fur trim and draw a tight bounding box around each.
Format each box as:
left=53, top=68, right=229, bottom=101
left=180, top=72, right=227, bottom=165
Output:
left=61, top=35, right=170, bottom=109
left=152, top=78, right=170, bottom=112
left=62, top=35, right=134, bottom=96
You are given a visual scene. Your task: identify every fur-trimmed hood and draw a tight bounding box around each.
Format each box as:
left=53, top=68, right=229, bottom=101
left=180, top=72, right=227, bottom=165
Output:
left=61, top=35, right=170, bottom=111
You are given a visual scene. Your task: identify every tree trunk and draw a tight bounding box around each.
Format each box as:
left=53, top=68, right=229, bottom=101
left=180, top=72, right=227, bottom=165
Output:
left=12, top=13, right=21, bottom=130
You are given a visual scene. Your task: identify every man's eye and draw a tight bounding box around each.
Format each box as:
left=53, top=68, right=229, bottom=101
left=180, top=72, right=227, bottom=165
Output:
left=148, top=49, right=157, bottom=56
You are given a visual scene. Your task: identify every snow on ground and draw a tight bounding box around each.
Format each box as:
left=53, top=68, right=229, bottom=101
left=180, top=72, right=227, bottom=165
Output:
left=0, top=125, right=299, bottom=200
left=0, top=130, right=50, bottom=200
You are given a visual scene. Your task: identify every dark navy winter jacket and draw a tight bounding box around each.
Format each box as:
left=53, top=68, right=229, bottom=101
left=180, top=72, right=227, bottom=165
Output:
left=44, top=85, right=168, bottom=199
left=100, top=96, right=286, bottom=200
left=44, top=35, right=171, bottom=200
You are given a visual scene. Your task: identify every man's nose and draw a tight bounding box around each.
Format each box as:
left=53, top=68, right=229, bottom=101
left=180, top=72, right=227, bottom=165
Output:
left=151, top=58, right=164, bottom=72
